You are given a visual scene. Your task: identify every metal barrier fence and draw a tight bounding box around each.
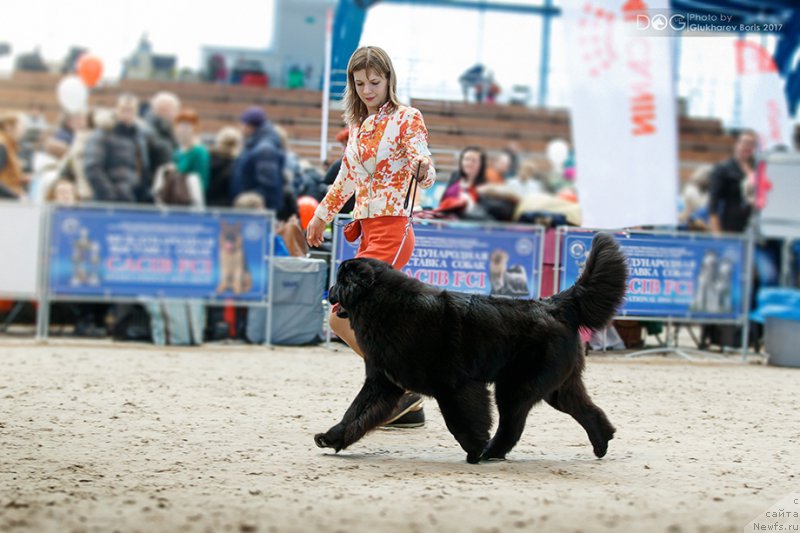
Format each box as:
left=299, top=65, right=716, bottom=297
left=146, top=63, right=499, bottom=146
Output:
left=0, top=200, right=277, bottom=344
left=554, top=226, right=754, bottom=358
left=1, top=198, right=762, bottom=358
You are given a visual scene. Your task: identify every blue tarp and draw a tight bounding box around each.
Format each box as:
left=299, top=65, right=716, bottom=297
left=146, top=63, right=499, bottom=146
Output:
left=750, top=288, right=800, bottom=323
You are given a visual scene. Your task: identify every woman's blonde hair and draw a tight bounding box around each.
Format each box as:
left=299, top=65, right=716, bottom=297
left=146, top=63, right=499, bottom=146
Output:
left=343, top=46, right=401, bottom=126
left=233, top=192, right=266, bottom=210
left=214, top=126, right=243, bottom=157
left=46, top=178, right=78, bottom=203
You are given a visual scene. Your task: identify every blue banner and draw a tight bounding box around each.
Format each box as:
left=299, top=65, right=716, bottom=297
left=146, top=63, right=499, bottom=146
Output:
left=48, top=206, right=272, bottom=301
left=559, top=231, right=746, bottom=319
left=334, top=217, right=543, bottom=299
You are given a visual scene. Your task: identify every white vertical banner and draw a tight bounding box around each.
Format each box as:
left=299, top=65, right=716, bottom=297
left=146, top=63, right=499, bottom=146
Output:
left=736, top=40, right=794, bottom=151
left=0, top=202, right=42, bottom=298
left=320, top=7, right=334, bottom=163
left=562, top=0, right=679, bottom=228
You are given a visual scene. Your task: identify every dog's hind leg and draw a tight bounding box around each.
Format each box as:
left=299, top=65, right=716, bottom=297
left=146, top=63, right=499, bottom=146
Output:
left=480, top=376, right=540, bottom=461
left=314, top=370, right=404, bottom=453
left=434, top=382, right=491, bottom=464
left=545, top=369, right=616, bottom=458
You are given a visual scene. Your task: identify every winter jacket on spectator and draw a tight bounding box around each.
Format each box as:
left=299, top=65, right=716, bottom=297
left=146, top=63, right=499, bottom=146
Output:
left=83, top=121, right=150, bottom=203
left=142, top=112, right=177, bottom=174
left=174, top=143, right=210, bottom=191
left=206, top=149, right=235, bottom=207
left=708, top=157, right=752, bottom=233
left=229, top=124, right=285, bottom=210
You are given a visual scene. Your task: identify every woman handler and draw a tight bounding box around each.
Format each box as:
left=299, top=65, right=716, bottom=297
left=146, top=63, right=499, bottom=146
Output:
left=306, top=46, right=436, bottom=427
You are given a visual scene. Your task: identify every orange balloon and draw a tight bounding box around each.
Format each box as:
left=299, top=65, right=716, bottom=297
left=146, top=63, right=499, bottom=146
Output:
left=297, top=196, right=319, bottom=230
left=76, top=54, right=103, bottom=88
left=558, top=189, right=578, bottom=203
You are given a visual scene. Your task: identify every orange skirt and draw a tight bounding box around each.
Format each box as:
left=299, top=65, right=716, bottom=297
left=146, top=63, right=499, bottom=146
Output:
left=357, top=216, right=415, bottom=269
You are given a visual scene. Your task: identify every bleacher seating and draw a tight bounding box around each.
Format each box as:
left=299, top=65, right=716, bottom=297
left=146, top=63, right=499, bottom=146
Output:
left=0, top=71, right=769, bottom=180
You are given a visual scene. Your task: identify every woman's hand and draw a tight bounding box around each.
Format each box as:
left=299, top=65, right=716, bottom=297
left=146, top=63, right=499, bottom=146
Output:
left=306, top=215, right=326, bottom=248
left=413, top=155, right=431, bottom=182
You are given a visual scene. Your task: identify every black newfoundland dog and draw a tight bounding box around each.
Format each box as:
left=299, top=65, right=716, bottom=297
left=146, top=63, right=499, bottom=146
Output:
left=316, top=233, right=627, bottom=463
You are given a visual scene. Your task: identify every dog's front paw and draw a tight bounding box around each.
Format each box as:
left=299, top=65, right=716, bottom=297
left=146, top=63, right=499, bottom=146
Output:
left=314, top=433, right=333, bottom=449
left=314, top=425, right=345, bottom=452
left=466, top=452, right=482, bottom=464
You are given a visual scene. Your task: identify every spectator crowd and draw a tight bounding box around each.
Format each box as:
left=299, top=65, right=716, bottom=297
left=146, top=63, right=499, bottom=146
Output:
left=0, top=90, right=333, bottom=342
left=0, top=92, right=308, bottom=212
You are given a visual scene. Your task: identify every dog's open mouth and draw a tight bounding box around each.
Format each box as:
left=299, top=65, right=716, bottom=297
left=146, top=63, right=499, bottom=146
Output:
left=330, top=302, right=349, bottom=319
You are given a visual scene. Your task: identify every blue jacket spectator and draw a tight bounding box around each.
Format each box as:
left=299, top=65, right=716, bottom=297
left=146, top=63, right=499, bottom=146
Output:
left=229, top=107, right=285, bottom=210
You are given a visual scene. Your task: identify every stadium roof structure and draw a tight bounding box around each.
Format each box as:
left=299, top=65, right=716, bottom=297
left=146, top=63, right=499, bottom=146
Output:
left=332, top=0, right=800, bottom=113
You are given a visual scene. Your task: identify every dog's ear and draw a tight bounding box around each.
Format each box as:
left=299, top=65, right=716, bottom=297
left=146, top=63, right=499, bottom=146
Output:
left=356, top=259, right=379, bottom=289
left=336, top=259, right=379, bottom=309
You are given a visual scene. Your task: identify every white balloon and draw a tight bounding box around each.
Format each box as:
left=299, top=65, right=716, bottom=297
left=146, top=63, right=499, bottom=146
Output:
left=546, top=139, right=570, bottom=168
left=56, top=75, right=89, bottom=113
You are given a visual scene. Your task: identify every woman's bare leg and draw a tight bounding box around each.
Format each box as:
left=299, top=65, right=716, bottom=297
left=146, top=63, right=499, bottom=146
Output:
left=328, top=309, right=423, bottom=424
left=329, top=309, right=364, bottom=357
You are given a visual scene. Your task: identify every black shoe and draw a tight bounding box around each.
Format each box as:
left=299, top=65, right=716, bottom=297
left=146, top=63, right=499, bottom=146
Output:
left=384, top=407, right=425, bottom=428
left=382, top=392, right=425, bottom=428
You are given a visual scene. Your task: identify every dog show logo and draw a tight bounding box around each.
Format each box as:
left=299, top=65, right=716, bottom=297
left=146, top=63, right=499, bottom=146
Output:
left=634, top=11, right=686, bottom=32
left=243, top=221, right=264, bottom=241
left=569, top=240, right=587, bottom=260
left=60, top=216, right=81, bottom=236
left=514, top=238, right=534, bottom=256
left=635, top=9, right=777, bottom=35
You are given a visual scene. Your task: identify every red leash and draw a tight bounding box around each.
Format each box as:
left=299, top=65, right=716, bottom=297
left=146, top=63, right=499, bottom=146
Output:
left=391, top=162, right=421, bottom=268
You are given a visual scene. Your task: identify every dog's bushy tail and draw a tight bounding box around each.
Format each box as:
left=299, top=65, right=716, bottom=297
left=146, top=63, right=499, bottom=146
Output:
left=557, top=233, right=628, bottom=331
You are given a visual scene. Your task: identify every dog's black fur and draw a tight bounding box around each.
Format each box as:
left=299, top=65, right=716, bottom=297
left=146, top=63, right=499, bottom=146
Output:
left=316, top=233, right=628, bottom=463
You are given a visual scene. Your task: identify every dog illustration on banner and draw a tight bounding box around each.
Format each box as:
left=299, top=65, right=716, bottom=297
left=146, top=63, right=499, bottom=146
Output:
left=216, top=221, right=253, bottom=295
left=489, top=249, right=530, bottom=297
left=691, top=251, right=733, bottom=314
left=70, top=227, right=100, bottom=287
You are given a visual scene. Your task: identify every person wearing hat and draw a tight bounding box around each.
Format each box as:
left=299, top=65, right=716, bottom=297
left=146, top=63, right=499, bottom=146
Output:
left=229, top=106, right=285, bottom=210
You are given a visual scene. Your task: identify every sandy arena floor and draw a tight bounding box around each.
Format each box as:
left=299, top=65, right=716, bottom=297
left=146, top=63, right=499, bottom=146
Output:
left=0, top=338, right=798, bottom=533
